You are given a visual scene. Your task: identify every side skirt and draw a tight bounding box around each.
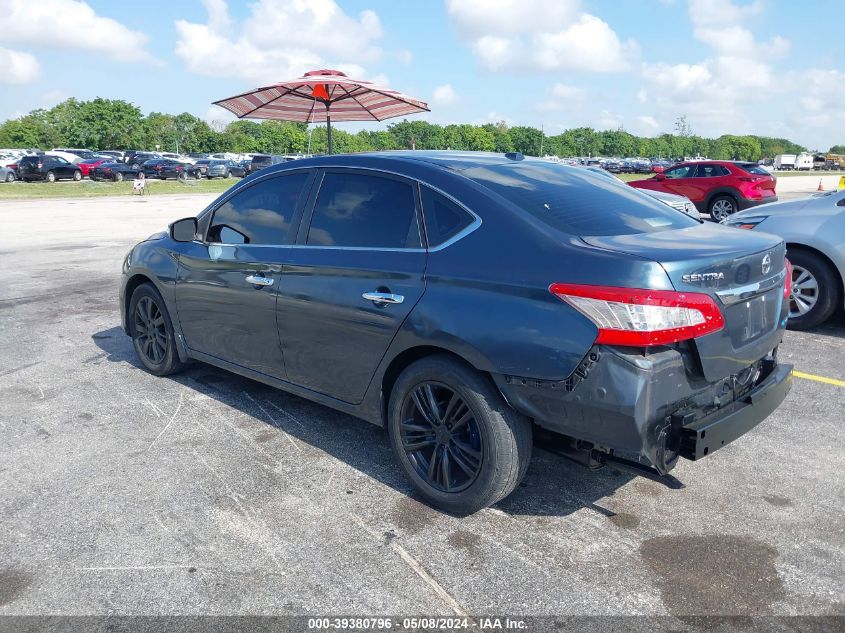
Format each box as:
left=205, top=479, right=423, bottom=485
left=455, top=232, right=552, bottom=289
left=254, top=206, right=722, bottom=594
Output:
left=185, top=348, right=384, bottom=427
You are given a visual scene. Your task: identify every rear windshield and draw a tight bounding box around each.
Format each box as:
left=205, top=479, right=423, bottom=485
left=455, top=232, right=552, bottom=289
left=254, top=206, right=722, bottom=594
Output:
left=462, top=162, right=698, bottom=236
left=738, top=163, right=771, bottom=176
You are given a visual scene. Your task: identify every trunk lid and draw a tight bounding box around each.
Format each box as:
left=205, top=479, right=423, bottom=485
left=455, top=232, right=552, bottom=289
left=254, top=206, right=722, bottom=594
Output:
left=582, top=224, right=788, bottom=382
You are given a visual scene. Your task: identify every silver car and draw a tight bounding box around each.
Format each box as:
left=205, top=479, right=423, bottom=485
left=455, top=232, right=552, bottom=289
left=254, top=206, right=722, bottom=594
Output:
left=723, top=189, right=845, bottom=329
left=0, top=165, right=15, bottom=183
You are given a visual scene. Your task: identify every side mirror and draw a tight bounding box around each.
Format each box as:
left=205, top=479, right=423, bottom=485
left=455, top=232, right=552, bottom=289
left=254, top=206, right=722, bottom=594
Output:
left=654, top=173, right=666, bottom=180
left=170, top=217, right=198, bottom=242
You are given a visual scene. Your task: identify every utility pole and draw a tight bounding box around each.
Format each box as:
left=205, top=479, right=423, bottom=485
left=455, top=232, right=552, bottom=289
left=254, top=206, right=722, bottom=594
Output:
left=539, top=124, right=544, bottom=156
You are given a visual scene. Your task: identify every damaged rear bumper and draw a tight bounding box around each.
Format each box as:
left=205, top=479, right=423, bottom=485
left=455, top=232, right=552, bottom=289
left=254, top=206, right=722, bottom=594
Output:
left=494, top=345, right=792, bottom=474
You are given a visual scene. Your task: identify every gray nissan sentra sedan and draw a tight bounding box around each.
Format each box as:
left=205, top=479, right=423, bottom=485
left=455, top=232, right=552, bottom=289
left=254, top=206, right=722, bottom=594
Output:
left=120, top=151, right=793, bottom=514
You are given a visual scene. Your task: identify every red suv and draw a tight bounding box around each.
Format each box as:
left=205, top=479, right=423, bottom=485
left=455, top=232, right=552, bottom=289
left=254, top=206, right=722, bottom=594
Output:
left=628, top=161, right=777, bottom=221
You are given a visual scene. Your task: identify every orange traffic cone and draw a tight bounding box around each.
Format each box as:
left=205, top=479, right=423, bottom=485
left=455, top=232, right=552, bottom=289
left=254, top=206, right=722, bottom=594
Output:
left=818, top=179, right=824, bottom=191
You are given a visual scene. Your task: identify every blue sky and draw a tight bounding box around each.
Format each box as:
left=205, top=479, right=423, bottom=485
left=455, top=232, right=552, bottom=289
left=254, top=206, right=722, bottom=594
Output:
left=0, top=0, right=842, bottom=150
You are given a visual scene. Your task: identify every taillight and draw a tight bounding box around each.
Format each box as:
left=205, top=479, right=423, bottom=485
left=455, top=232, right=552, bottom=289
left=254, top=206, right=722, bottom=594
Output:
left=37, top=162, right=43, bottom=169
left=549, top=283, right=725, bottom=346
left=784, top=259, right=792, bottom=299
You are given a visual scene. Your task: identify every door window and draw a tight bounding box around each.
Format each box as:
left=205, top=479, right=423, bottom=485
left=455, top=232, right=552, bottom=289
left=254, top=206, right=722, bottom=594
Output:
left=306, top=172, right=420, bottom=248
left=207, top=173, right=309, bottom=245
left=420, top=187, right=475, bottom=247
left=693, top=164, right=727, bottom=178
left=664, top=165, right=694, bottom=178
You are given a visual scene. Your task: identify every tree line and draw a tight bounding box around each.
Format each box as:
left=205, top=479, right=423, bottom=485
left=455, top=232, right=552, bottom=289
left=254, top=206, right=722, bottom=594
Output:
left=0, top=97, right=823, bottom=161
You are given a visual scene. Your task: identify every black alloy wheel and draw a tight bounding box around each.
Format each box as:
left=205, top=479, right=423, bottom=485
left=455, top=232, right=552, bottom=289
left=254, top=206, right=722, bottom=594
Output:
left=133, top=296, right=168, bottom=365
left=399, top=382, right=483, bottom=493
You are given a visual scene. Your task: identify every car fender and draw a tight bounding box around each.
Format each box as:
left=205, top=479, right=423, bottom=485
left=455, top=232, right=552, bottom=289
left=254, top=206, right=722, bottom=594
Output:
left=757, top=214, right=845, bottom=308
left=122, top=238, right=189, bottom=359
left=704, top=186, right=743, bottom=207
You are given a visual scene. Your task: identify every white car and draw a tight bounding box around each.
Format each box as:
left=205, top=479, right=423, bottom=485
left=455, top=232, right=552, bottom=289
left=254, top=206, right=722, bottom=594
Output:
left=723, top=189, right=845, bottom=329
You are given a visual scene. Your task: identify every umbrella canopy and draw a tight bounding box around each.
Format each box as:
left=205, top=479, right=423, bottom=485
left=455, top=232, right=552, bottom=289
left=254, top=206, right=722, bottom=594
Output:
left=213, top=69, right=430, bottom=154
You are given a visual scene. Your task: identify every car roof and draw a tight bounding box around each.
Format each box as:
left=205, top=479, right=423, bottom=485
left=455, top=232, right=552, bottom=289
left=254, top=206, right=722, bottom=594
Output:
left=260, top=150, right=542, bottom=178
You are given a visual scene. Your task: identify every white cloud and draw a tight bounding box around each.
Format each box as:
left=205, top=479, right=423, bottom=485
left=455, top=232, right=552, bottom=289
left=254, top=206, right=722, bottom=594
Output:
left=634, top=115, right=660, bottom=134
left=176, top=0, right=384, bottom=84
left=203, top=105, right=237, bottom=131
left=0, top=0, right=155, bottom=63
left=432, top=84, right=459, bottom=105
left=536, top=83, right=585, bottom=111
left=447, top=0, right=637, bottom=73
left=0, top=46, right=39, bottom=84
left=638, top=0, right=788, bottom=136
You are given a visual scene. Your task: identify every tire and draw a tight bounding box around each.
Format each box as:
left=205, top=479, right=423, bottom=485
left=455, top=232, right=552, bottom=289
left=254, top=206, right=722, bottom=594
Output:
left=224, top=170, right=231, bottom=179
left=388, top=355, right=532, bottom=515
left=786, top=249, right=840, bottom=330
left=46, top=171, right=56, bottom=183
left=5, top=171, right=14, bottom=183
left=73, top=170, right=82, bottom=181
left=708, top=195, right=737, bottom=222
left=114, top=172, right=124, bottom=182
left=128, top=283, right=186, bottom=376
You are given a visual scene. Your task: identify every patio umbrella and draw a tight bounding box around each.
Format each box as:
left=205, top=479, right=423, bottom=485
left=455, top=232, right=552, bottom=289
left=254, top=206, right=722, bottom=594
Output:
left=213, top=69, right=430, bottom=154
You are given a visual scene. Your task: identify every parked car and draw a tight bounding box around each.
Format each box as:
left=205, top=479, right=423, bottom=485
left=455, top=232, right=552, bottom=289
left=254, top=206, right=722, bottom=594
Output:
left=585, top=165, right=700, bottom=220
left=77, top=158, right=110, bottom=177
left=52, top=148, right=98, bottom=160
left=643, top=189, right=700, bottom=219
left=250, top=154, right=288, bottom=174
left=142, top=159, right=189, bottom=180
left=45, top=150, right=83, bottom=165
left=628, top=160, right=778, bottom=222
left=17, top=155, right=83, bottom=182
left=206, top=159, right=245, bottom=179
left=126, top=152, right=161, bottom=170
left=120, top=152, right=793, bottom=514
left=98, top=150, right=125, bottom=162
left=191, top=159, right=212, bottom=179
left=90, top=162, right=143, bottom=182
left=0, top=165, right=15, bottom=182
left=723, top=189, right=845, bottom=329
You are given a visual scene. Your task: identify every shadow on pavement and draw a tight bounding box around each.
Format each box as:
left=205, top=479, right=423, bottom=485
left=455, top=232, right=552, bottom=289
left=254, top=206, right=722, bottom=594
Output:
left=92, top=326, right=634, bottom=518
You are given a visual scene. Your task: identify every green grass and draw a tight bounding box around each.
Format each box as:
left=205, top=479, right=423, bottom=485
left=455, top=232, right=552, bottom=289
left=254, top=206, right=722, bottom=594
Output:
left=0, top=177, right=237, bottom=199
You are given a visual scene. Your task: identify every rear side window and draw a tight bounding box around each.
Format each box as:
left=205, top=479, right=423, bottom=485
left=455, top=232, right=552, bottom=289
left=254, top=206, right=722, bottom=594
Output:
left=420, top=187, right=475, bottom=247
left=307, top=172, right=421, bottom=248
left=738, top=163, right=770, bottom=176
left=207, top=173, right=308, bottom=245
left=693, top=164, right=727, bottom=178
left=463, top=162, right=698, bottom=236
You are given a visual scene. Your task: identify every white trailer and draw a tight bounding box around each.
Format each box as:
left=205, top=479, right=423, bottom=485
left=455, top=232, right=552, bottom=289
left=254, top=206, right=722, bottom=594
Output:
left=794, top=152, right=814, bottom=170
left=774, top=154, right=796, bottom=170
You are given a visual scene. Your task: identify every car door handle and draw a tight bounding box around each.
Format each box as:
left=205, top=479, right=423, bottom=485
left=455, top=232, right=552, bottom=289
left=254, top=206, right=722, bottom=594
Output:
left=362, top=291, right=404, bottom=305
left=245, top=274, right=274, bottom=287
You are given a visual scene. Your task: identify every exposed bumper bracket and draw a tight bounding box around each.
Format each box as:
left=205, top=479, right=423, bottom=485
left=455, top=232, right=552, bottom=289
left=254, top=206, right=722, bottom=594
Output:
left=591, top=451, right=686, bottom=490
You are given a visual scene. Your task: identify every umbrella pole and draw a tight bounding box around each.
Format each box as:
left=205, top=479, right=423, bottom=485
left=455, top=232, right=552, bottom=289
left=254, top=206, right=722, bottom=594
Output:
left=325, top=102, right=333, bottom=155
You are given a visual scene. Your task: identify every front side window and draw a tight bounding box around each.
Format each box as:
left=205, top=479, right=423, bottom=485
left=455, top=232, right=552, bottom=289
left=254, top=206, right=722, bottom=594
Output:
left=306, top=172, right=420, bottom=248
left=664, top=165, right=694, bottom=178
left=207, top=173, right=308, bottom=245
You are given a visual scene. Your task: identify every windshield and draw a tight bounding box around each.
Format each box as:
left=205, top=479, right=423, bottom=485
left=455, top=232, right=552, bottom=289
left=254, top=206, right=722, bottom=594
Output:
left=463, top=162, right=699, bottom=236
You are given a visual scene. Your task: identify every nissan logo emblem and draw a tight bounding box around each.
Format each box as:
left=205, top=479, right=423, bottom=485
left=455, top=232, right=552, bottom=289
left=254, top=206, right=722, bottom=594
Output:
left=762, top=253, right=772, bottom=275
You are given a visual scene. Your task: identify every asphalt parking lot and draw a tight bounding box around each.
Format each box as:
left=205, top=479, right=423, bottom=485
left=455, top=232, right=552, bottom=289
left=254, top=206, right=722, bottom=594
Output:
left=1, top=194, right=844, bottom=621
